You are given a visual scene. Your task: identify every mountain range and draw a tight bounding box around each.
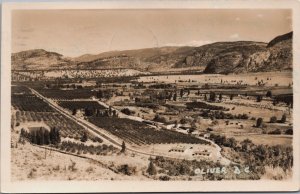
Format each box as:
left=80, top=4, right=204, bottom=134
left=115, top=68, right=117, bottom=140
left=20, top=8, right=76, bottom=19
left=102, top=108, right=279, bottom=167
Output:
left=12, top=31, right=292, bottom=74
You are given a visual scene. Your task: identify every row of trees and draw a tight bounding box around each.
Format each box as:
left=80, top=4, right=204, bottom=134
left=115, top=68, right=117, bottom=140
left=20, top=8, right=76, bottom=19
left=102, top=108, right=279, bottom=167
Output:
left=20, top=127, right=61, bottom=145
left=256, top=114, right=287, bottom=128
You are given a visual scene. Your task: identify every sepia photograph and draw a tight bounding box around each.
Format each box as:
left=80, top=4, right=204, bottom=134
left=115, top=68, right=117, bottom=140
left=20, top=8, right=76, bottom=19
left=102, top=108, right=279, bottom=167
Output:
left=1, top=1, right=300, bottom=193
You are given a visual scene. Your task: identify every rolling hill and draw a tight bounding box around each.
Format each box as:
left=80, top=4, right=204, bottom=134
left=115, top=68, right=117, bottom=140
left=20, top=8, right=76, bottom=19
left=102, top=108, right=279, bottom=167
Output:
left=11, top=49, right=75, bottom=70
left=12, top=32, right=292, bottom=74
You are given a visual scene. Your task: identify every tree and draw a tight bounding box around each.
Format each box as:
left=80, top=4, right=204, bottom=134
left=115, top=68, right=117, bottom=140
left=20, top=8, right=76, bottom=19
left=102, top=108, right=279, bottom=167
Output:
left=256, top=95, right=262, bottom=102
left=227, top=137, right=237, bottom=148
left=180, top=89, right=184, bottom=98
left=173, top=92, right=177, bottom=101
left=280, top=114, right=287, bottom=123
left=72, top=108, right=77, bottom=115
left=80, top=131, right=88, bottom=142
left=219, top=93, right=223, bottom=101
left=241, top=138, right=253, bottom=151
left=285, top=128, right=293, bottom=135
left=204, top=94, right=207, bottom=101
left=31, top=131, right=37, bottom=144
left=266, top=90, right=272, bottom=98
left=50, top=127, right=60, bottom=145
left=44, top=130, right=50, bottom=145
left=209, top=92, right=216, bottom=102
left=256, top=118, right=263, bottom=128
left=112, top=110, right=117, bottom=117
left=39, top=128, right=45, bottom=145
left=121, top=141, right=126, bottom=153
left=269, top=116, right=277, bottom=123
left=146, top=160, right=157, bottom=175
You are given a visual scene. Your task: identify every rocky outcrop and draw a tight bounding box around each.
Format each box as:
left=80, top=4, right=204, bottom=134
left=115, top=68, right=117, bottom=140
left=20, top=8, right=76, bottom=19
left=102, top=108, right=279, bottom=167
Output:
left=12, top=32, right=292, bottom=73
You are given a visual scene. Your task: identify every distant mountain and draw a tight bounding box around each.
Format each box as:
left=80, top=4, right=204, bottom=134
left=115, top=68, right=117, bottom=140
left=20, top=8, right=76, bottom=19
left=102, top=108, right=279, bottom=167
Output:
left=178, top=41, right=267, bottom=74
left=74, top=46, right=197, bottom=71
left=11, top=49, right=74, bottom=70
left=12, top=32, right=292, bottom=74
left=203, top=32, right=292, bottom=73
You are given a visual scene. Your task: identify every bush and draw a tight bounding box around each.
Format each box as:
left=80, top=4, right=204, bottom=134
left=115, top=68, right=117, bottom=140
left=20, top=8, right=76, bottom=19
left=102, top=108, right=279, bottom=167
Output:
left=121, top=141, right=126, bottom=153
left=280, top=114, right=287, bottom=123
left=80, top=132, right=88, bottom=142
left=268, top=129, right=281, bottom=135
left=153, top=114, right=167, bottom=123
left=269, top=116, right=277, bottom=123
left=121, top=108, right=135, bottom=115
left=147, top=160, right=157, bottom=175
left=206, top=127, right=213, bottom=132
left=256, top=95, right=262, bottom=102
left=118, top=164, right=136, bottom=176
left=285, top=128, right=293, bottom=135
left=256, top=118, right=263, bottom=128
left=159, top=175, right=170, bottom=181
left=266, top=91, right=272, bottom=98
left=209, top=92, right=216, bottom=102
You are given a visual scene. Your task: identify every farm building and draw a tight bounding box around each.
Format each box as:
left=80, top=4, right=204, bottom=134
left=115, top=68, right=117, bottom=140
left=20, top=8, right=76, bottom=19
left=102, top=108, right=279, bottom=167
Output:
left=192, top=150, right=211, bottom=157
left=169, top=145, right=186, bottom=152
left=203, top=133, right=211, bottom=139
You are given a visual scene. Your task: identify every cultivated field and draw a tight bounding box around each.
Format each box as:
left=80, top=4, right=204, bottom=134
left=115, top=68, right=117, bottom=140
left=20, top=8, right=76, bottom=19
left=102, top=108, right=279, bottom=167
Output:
left=11, top=69, right=293, bottom=181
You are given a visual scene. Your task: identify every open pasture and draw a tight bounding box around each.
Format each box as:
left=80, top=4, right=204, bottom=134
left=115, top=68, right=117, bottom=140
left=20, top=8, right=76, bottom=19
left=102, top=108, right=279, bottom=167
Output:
left=138, top=71, right=292, bottom=87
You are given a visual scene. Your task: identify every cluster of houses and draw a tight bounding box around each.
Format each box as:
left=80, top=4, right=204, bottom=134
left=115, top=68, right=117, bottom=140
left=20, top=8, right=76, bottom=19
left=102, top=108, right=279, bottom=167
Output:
left=168, top=145, right=212, bottom=158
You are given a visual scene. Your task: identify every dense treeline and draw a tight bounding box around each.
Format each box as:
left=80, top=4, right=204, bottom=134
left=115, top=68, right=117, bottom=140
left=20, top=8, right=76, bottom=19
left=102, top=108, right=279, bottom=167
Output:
left=200, top=110, right=249, bottom=120
left=58, top=141, right=118, bottom=155
left=186, top=101, right=228, bottom=111
left=208, top=134, right=293, bottom=172
left=20, top=127, right=61, bottom=145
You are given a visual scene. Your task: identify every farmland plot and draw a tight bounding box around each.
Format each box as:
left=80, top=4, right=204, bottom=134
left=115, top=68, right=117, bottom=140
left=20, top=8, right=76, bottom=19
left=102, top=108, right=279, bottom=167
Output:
left=88, top=117, right=210, bottom=145
left=12, top=86, right=99, bottom=140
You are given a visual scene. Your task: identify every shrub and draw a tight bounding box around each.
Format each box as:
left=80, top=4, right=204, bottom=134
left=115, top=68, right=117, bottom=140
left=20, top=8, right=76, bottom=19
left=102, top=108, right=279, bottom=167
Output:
left=266, top=91, right=272, bottom=98
left=209, top=92, right=216, bottom=102
left=285, top=128, right=293, bottom=135
left=280, top=114, right=287, bottom=123
left=121, top=141, right=126, bottom=153
left=256, top=118, right=263, bottom=128
left=118, top=164, right=136, bottom=176
left=268, top=129, right=281, bottom=135
left=153, top=114, right=167, bottom=123
left=80, top=132, right=88, bottom=142
left=256, top=95, right=262, bottom=102
left=269, top=116, right=277, bottom=123
left=206, top=127, right=213, bottom=132
left=86, top=166, right=94, bottom=173
left=159, top=175, right=170, bottom=181
left=68, top=160, right=77, bottom=171
left=121, top=108, right=135, bottom=115
left=147, top=160, right=157, bottom=175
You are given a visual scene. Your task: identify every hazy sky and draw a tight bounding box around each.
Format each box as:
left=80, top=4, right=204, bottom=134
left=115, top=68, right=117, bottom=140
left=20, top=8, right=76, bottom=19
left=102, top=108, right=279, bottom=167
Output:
left=12, top=9, right=292, bottom=57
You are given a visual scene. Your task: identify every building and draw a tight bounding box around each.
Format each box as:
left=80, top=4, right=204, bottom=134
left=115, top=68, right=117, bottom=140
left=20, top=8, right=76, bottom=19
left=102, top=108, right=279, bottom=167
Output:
left=192, top=150, right=211, bottom=157
left=169, top=145, right=186, bottom=153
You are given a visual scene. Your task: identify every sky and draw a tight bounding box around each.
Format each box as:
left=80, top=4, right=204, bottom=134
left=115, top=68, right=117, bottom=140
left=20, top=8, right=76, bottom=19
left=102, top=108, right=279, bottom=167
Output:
left=12, top=9, right=292, bottom=57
